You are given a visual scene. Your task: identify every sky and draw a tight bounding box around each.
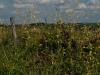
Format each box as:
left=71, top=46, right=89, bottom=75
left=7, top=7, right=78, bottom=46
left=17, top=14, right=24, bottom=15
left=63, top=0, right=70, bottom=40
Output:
left=0, top=0, right=100, bottom=23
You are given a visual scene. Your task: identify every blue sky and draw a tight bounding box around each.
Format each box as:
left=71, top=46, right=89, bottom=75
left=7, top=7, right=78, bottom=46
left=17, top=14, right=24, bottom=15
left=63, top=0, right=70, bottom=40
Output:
left=0, top=0, right=100, bottom=23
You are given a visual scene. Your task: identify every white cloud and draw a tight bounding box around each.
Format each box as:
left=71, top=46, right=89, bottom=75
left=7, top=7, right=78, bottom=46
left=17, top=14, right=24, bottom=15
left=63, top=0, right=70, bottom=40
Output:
left=78, top=3, right=87, bottom=9
left=13, top=0, right=100, bottom=23
left=14, top=0, right=35, bottom=8
left=15, top=0, right=34, bottom=3
left=15, top=0, right=65, bottom=4
left=58, top=0, right=65, bottom=4
left=14, top=4, right=34, bottom=8
left=40, top=0, right=65, bottom=4
left=65, top=9, right=74, bottom=13
left=77, top=2, right=100, bottom=9
left=0, top=4, right=4, bottom=8
left=40, top=0, right=49, bottom=4
left=89, top=5, right=100, bottom=9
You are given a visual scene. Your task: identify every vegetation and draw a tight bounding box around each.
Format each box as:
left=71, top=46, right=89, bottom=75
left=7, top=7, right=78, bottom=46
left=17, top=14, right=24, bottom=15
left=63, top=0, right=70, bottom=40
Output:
left=0, top=23, right=100, bottom=75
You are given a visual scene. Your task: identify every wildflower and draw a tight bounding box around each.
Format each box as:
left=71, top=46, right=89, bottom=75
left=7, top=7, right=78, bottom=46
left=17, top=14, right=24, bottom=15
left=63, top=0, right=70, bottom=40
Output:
left=31, top=27, right=40, bottom=33
left=24, top=27, right=27, bottom=30
left=28, top=36, right=31, bottom=39
left=96, top=34, right=100, bottom=37
left=97, top=46, right=100, bottom=48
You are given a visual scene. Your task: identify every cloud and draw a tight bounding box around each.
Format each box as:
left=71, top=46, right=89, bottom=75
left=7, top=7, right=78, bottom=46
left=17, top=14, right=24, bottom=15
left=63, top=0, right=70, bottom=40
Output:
left=15, top=0, right=34, bottom=3
left=89, top=5, right=100, bottom=9
left=14, top=0, right=36, bottom=8
left=0, top=4, right=4, bottom=8
left=39, top=0, right=65, bottom=4
left=78, top=3, right=87, bottom=9
left=40, top=0, right=49, bottom=4
left=14, top=0, right=65, bottom=4
left=65, top=9, right=74, bottom=13
left=77, top=3, right=100, bottom=9
left=1, top=0, right=100, bottom=23
left=14, top=4, right=34, bottom=8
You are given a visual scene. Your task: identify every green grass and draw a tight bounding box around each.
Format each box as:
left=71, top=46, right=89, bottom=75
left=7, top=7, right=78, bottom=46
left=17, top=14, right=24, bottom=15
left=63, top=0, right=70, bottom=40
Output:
left=0, top=23, right=100, bottom=75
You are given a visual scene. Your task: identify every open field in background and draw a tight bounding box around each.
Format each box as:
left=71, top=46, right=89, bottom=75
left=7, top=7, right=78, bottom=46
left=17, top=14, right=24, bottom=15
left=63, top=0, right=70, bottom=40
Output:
left=0, top=23, right=100, bottom=75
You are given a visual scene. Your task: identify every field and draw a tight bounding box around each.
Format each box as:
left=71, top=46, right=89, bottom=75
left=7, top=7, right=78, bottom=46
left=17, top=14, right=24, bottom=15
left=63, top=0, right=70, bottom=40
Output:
left=0, top=23, right=100, bottom=75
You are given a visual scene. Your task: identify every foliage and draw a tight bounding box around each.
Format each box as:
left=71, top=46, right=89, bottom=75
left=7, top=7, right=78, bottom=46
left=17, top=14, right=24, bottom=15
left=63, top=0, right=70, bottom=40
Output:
left=0, top=24, right=100, bottom=75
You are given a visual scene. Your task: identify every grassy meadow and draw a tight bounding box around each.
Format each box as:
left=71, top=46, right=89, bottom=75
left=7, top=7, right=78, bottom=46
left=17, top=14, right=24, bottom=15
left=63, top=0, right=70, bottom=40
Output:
left=0, top=23, right=100, bottom=75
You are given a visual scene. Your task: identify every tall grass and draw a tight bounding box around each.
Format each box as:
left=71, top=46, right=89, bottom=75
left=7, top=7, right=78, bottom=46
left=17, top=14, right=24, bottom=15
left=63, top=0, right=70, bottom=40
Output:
left=0, top=23, right=100, bottom=75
